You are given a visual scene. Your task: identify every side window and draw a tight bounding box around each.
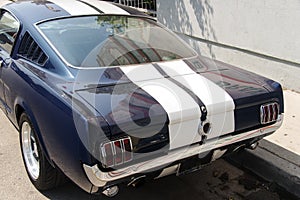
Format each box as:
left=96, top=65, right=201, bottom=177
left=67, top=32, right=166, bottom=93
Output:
left=0, top=11, right=19, bottom=54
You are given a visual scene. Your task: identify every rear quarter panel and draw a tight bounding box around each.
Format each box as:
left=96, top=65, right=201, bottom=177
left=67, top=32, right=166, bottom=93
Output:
left=2, top=58, right=95, bottom=192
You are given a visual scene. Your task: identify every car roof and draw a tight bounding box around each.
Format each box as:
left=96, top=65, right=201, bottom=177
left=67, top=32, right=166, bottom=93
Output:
left=2, top=0, right=146, bottom=25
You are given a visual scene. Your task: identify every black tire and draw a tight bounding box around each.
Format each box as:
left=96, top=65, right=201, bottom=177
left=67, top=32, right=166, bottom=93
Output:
left=19, top=113, right=66, bottom=190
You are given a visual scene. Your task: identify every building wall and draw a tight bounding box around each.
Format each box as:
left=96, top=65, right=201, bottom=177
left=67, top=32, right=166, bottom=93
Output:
left=157, top=0, right=300, bottom=92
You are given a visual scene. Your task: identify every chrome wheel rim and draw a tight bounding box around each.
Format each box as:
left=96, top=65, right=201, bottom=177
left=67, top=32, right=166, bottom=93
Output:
left=21, top=121, right=40, bottom=180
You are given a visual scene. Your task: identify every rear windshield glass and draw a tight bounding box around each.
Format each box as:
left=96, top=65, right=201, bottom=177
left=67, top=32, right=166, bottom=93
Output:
left=37, top=16, right=196, bottom=67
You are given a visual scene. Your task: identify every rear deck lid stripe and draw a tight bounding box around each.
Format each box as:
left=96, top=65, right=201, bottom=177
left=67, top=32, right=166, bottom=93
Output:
left=120, top=64, right=202, bottom=150
left=153, top=63, right=207, bottom=121
left=155, top=60, right=236, bottom=137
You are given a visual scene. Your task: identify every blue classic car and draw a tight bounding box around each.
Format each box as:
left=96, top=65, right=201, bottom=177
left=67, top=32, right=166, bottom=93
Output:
left=0, top=0, right=283, bottom=197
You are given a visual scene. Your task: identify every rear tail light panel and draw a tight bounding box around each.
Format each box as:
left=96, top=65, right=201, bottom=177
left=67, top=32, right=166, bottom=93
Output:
left=100, top=137, right=133, bottom=168
left=260, top=102, right=280, bottom=124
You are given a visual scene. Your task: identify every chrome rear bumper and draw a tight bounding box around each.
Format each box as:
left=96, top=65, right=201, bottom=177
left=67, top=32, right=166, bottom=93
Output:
left=83, top=115, right=283, bottom=188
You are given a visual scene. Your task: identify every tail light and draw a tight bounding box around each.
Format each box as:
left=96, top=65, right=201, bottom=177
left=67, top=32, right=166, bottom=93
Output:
left=260, top=102, right=279, bottom=124
left=123, top=138, right=132, bottom=162
left=114, top=140, right=123, bottom=165
left=103, top=143, right=114, bottom=167
left=100, top=137, right=133, bottom=168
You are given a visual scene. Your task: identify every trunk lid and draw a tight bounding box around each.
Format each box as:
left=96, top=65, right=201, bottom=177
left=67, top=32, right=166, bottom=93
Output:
left=74, top=57, right=273, bottom=150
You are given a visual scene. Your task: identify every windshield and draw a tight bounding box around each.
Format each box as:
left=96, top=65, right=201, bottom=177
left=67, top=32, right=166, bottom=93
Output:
left=37, top=16, right=196, bottom=67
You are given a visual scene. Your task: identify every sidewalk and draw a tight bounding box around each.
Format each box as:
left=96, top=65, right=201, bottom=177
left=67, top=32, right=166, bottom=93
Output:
left=266, top=90, right=300, bottom=154
left=230, top=90, right=300, bottom=198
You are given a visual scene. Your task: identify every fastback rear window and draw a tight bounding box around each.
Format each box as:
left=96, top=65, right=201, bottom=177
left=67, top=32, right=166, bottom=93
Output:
left=37, top=15, right=196, bottom=68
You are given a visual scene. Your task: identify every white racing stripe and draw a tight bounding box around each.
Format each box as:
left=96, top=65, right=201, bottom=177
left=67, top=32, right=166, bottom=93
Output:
left=80, top=0, right=130, bottom=15
left=120, top=64, right=202, bottom=150
left=0, top=1, right=10, bottom=7
left=49, top=0, right=99, bottom=15
left=157, top=60, right=236, bottom=139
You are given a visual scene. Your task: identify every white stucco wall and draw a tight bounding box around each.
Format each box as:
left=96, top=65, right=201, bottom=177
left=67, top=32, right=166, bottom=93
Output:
left=157, top=0, right=300, bottom=92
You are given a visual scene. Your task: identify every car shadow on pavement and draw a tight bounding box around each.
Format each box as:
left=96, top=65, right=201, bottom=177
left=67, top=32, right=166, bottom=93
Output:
left=43, top=173, right=207, bottom=200
left=41, top=159, right=289, bottom=200
left=41, top=174, right=204, bottom=200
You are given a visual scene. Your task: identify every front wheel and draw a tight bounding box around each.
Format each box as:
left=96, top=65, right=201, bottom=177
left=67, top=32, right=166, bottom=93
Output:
left=19, top=113, right=66, bottom=190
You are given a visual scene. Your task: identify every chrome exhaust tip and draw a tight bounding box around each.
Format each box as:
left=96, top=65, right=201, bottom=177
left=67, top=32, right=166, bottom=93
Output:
left=247, top=142, right=259, bottom=150
left=127, top=175, right=146, bottom=187
left=102, top=185, right=119, bottom=197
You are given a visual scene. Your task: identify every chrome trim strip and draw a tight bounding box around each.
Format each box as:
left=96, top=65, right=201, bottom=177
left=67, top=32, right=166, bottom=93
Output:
left=121, top=137, right=133, bottom=162
left=116, top=140, right=124, bottom=166
left=83, top=115, right=283, bottom=187
left=260, top=105, right=264, bottom=124
left=269, top=104, right=272, bottom=121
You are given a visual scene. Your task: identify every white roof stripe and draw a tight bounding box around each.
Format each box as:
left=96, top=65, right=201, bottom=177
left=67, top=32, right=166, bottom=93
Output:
left=49, top=0, right=99, bottom=15
left=0, top=1, right=11, bottom=8
left=79, top=0, right=129, bottom=15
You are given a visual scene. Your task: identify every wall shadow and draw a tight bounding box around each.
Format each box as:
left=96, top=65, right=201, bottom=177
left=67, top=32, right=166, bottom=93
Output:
left=157, top=0, right=217, bottom=58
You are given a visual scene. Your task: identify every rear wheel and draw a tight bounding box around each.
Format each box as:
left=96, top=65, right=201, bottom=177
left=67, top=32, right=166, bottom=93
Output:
left=19, top=113, right=66, bottom=190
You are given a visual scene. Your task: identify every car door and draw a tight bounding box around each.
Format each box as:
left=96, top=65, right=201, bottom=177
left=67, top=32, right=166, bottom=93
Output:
left=0, top=10, right=19, bottom=112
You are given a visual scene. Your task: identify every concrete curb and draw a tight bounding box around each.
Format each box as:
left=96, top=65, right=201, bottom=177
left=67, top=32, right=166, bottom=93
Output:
left=228, top=139, right=300, bottom=198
